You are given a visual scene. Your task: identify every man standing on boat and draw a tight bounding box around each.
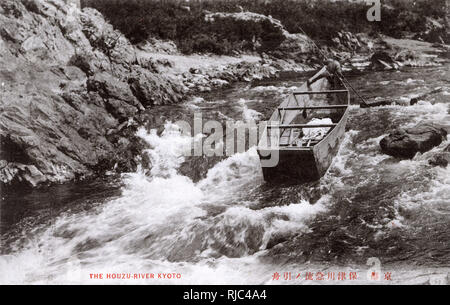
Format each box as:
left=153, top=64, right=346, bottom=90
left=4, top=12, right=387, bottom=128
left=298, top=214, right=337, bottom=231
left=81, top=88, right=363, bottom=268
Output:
left=307, top=58, right=343, bottom=87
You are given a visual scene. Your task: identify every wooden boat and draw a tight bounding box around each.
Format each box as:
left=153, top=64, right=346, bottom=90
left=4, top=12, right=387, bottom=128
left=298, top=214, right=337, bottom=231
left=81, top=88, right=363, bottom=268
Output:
left=257, top=66, right=350, bottom=183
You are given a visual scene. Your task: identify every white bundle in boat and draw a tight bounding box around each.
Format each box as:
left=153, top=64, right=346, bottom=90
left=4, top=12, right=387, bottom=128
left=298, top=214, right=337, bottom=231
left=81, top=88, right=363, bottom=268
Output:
left=291, top=118, right=333, bottom=147
left=302, top=118, right=333, bottom=140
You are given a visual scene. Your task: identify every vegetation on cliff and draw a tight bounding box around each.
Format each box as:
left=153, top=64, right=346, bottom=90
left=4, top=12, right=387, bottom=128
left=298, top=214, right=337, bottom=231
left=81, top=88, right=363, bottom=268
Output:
left=82, top=0, right=448, bottom=55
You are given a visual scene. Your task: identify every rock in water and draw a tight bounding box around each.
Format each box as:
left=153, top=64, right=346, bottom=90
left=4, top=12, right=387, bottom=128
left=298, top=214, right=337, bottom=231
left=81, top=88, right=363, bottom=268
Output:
left=380, top=123, right=447, bottom=159
left=428, top=153, right=450, bottom=167
left=370, top=51, right=400, bottom=70
left=427, top=144, right=450, bottom=168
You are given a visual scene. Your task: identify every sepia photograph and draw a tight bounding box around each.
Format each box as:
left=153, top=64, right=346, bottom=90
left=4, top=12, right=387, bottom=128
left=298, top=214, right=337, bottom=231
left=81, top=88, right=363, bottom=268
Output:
left=0, top=0, right=449, bottom=290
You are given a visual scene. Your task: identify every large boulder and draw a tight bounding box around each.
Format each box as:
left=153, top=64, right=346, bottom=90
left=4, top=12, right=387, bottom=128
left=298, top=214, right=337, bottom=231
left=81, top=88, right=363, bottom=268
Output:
left=370, top=51, right=401, bottom=70
left=380, top=123, right=447, bottom=159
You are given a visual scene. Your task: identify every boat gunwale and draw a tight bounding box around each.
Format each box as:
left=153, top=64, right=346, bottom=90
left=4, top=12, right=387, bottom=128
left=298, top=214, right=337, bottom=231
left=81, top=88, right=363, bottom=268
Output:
left=258, top=89, right=350, bottom=152
left=261, top=105, right=349, bottom=152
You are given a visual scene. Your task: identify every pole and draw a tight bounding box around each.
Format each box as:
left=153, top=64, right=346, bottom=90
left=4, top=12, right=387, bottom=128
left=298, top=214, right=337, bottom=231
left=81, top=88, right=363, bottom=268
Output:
left=298, top=25, right=369, bottom=107
left=338, top=74, right=369, bottom=107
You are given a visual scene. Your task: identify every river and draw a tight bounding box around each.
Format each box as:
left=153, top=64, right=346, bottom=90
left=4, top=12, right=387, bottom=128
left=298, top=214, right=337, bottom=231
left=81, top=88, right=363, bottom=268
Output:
left=1, top=65, right=449, bottom=284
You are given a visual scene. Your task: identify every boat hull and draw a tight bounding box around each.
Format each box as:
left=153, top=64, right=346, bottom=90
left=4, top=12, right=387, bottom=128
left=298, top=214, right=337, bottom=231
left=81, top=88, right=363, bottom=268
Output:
left=313, top=108, right=348, bottom=177
left=257, top=107, right=349, bottom=184
left=257, top=65, right=350, bottom=184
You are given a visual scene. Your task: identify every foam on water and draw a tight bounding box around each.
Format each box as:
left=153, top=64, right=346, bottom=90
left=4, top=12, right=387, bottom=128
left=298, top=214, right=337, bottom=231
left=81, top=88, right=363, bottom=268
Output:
left=136, top=123, right=193, bottom=177
left=197, top=147, right=263, bottom=200
left=396, top=162, right=450, bottom=211
left=377, top=102, right=449, bottom=127
left=250, top=85, right=300, bottom=94
left=237, top=98, right=263, bottom=121
left=0, top=122, right=326, bottom=284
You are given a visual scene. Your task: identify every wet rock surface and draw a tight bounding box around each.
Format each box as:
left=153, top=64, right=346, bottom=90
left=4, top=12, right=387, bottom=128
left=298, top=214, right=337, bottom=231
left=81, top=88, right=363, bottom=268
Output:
left=428, top=144, right=450, bottom=168
left=380, top=123, right=448, bottom=159
left=0, top=0, right=184, bottom=187
left=369, top=51, right=401, bottom=70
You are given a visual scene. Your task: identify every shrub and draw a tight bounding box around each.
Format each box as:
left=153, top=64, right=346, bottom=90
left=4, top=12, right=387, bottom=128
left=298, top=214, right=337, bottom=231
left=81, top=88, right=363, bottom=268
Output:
left=81, top=0, right=448, bottom=54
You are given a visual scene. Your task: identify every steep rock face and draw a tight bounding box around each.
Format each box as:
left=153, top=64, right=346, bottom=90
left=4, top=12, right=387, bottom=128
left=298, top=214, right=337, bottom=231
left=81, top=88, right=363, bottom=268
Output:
left=0, top=0, right=184, bottom=187
left=380, top=123, right=447, bottom=159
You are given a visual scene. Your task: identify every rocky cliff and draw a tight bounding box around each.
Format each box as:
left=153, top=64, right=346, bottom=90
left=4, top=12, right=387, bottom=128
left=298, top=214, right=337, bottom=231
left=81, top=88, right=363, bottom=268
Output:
left=0, top=0, right=185, bottom=187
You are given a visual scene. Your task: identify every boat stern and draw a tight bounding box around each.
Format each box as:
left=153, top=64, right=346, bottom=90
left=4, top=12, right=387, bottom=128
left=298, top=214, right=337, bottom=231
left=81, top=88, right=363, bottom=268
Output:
left=257, top=148, right=321, bottom=183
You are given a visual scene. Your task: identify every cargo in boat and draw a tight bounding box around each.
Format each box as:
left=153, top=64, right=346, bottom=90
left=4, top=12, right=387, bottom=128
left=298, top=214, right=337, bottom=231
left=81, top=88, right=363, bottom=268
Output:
left=257, top=66, right=350, bottom=183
